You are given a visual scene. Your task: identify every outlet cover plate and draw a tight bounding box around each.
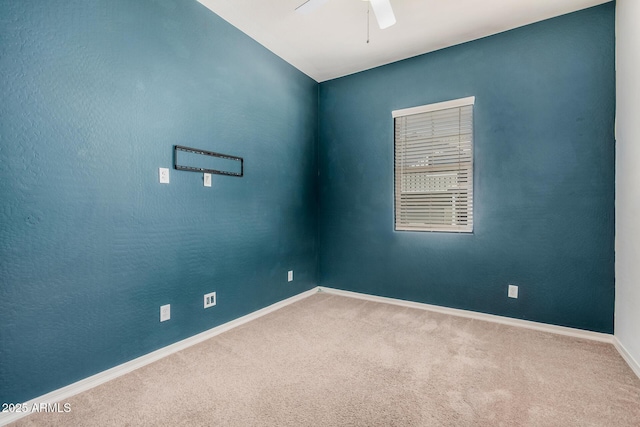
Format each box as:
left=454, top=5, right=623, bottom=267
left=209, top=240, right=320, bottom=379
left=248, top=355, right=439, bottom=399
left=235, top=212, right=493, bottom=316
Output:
left=159, top=168, right=170, bottom=184
left=508, top=285, right=519, bottom=299
left=204, top=291, right=216, bottom=308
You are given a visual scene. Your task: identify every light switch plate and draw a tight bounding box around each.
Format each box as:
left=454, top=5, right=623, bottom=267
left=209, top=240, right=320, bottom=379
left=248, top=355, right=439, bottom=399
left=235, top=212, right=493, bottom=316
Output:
left=288, top=270, right=293, bottom=282
left=204, top=173, right=212, bottom=187
left=508, top=285, right=518, bottom=299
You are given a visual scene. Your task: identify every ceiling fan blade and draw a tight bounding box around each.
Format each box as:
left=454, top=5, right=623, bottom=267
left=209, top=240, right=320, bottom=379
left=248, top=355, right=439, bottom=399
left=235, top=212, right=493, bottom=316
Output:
left=369, top=0, right=396, bottom=29
left=295, top=0, right=329, bottom=15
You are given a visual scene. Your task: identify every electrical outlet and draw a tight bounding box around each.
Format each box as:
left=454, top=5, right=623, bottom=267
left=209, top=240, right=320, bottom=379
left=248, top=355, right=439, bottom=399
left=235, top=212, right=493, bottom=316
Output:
left=508, top=285, right=519, bottom=299
left=159, top=168, right=170, bottom=184
left=203, top=173, right=212, bottom=187
left=160, top=304, right=171, bottom=322
left=204, top=291, right=216, bottom=308
left=288, top=270, right=293, bottom=282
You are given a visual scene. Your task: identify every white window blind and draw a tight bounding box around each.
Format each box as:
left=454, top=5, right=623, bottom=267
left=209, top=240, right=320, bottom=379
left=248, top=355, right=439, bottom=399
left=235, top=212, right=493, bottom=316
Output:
left=393, top=97, right=474, bottom=232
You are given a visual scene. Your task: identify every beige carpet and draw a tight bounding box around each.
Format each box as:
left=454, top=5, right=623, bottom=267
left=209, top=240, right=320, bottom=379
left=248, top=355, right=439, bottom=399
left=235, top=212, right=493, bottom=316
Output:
left=13, top=292, right=640, bottom=426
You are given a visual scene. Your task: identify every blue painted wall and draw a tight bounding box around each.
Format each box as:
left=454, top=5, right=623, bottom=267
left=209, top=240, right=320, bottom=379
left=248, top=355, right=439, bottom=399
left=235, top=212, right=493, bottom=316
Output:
left=0, top=0, right=318, bottom=403
left=318, top=4, right=615, bottom=333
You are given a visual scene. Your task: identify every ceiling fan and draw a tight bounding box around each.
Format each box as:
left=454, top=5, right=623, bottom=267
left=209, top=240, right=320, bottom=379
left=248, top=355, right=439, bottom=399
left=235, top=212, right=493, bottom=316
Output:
left=295, top=0, right=396, bottom=29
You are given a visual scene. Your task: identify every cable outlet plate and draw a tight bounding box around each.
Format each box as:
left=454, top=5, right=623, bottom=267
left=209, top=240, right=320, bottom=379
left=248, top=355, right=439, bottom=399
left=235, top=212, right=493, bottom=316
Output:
left=160, top=304, right=171, bottom=322
left=204, top=292, right=216, bottom=308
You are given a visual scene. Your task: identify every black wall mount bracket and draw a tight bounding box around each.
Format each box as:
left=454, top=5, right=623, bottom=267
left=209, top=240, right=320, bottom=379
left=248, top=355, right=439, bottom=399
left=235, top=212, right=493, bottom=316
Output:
left=173, top=145, right=243, bottom=177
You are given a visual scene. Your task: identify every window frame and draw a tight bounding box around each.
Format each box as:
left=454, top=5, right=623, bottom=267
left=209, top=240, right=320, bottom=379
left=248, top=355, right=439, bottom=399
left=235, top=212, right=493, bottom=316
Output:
left=392, top=96, right=475, bottom=233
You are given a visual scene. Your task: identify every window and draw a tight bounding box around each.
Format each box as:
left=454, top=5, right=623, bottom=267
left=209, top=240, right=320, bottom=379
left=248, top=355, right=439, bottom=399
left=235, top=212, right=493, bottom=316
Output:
left=393, top=97, right=474, bottom=232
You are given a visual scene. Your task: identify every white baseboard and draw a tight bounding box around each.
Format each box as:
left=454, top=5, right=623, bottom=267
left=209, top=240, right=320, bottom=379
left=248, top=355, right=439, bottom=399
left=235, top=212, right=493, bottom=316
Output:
left=0, top=287, right=319, bottom=427
left=613, top=337, right=640, bottom=380
left=318, top=287, right=614, bottom=343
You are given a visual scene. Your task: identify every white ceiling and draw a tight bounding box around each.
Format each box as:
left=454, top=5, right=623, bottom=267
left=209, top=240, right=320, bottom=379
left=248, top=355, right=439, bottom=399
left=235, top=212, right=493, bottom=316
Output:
left=197, top=0, right=611, bottom=82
